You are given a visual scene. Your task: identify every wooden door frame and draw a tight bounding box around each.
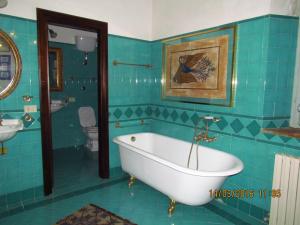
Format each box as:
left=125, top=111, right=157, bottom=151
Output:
left=37, top=8, right=109, bottom=195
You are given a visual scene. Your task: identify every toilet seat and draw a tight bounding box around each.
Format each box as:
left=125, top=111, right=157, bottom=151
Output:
left=84, top=127, right=98, bottom=133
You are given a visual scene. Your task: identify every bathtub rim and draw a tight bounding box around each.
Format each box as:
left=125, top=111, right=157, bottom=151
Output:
left=113, top=132, right=244, bottom=177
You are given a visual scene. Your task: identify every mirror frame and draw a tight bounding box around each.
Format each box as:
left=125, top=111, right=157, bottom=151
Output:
left=48, top=47, right=63, bottom=91
left=0, top=29, right=22, bottom=99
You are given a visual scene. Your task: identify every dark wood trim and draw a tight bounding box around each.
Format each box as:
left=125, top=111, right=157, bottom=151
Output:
left=37, top=8, right=109, bottom=195
left=97, top=23, right=109, bottom=178
left=37, top=10, right=53, bottom=195
left=263, top=127, right=300, bottom=139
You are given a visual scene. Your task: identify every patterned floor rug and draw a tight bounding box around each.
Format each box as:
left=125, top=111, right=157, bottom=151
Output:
left=54, top=204, right=137, bottom=225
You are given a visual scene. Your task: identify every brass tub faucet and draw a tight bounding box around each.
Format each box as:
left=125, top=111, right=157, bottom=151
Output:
left=187, top=116, right=220, bottom=170
left=194, top=116, right=220, bottom=143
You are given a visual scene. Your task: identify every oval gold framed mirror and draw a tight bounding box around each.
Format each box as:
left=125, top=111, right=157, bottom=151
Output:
left=0, top=29, right=22, bottom=99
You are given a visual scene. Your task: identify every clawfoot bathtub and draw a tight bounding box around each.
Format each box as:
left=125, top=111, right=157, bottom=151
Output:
left=113, top=132, right=243, bottom=215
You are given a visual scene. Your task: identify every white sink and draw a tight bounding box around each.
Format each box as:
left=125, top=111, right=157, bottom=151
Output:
left=51, top=100, right=65, bottom=113
left=0, top=119, right=24, bottom=142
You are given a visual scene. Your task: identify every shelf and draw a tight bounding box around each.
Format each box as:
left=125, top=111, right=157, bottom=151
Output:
left=262, top=127, right=300, bottom=139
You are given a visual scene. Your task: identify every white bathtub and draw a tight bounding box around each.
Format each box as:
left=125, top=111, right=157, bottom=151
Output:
left=113, top=132, right=243, bottom=206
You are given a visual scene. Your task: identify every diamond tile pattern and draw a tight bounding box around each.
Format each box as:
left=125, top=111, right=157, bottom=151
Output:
left=145, top=106, right=152, bottom=116
left=162, top=109, right=169, bottom=119
left=230, top=119, right=244, bottom=133
left=266, top=121, right=276, bottom=128
left=191, top=113, right=200, bottom=125
left=246, top=120, right=261, bottom=136
left=155, top=108, right=160, bottom=117
left=280, top=120, right=289, bottom=128
left=280, top=136, right=291, bottom=143
left=217, top=117, right=228, bottom=130
left=171, top=110, right=178, bottom=121
left=108, top=104, right=298, bottom=149
left=180, top=112, right=189, bottom=123
left=125, top=108, right=133, bottom=118
left=135, top=107, right=143, bottom=117
left=263, top=121, right=276, bottom=139
left=113, top=109, right=122, bottom=119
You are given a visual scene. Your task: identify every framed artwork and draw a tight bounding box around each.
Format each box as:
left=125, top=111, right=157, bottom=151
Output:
left=48, top=47, right=63, bottom=91
left=162, top=26, right=236, bottom=106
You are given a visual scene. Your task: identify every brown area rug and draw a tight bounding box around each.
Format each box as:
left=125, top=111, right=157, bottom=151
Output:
left=54, top=204, right=137, bottom=225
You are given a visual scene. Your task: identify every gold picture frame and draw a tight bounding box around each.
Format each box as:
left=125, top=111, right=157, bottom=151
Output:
left=48, top=47, right=63, bottom=91
left=162, top=26, right=237, bottom=107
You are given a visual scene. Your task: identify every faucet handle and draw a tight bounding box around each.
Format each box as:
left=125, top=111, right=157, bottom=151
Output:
left=206, top=136, right=217, bottom=142
left=194, top=134, right=217, bottom=142
left=213, top=117, right=220, bottom=122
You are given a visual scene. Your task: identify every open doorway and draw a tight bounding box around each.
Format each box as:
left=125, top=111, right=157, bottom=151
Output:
left=37, top=9, right=109, bottom=195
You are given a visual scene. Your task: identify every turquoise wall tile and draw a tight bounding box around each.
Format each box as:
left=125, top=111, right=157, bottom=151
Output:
left=108, top=35, right=152, bottom=106
left=149, top=15, right=300, bottom=214
left=1, top=13, right=299, bottom=222
left=106, top=36, right=153, bottom=170
left=0, top=14, right=42, bottom=199
left=263, top=16, right=298, bottom=118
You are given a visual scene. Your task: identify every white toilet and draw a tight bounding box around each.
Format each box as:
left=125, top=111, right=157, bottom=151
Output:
left=78, top=106, right=98, bottom=152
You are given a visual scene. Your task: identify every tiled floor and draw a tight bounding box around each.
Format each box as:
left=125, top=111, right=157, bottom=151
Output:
left=0, top=179, right=250, bottom=225
left=53, top=146, right=125, bottom=195
left=0, top=147, right=262, bottom=225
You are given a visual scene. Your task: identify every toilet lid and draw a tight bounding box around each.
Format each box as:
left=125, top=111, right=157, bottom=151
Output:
left=78, top=106, right=96, bottom=127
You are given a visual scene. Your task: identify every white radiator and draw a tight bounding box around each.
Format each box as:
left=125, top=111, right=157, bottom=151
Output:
left=269, top=154, right=300, bottom=225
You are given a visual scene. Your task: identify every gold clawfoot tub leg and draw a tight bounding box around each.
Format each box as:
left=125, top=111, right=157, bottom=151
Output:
left=168, top=199, right=176, bottom=216
left=128, top=176, right=136, bottom=188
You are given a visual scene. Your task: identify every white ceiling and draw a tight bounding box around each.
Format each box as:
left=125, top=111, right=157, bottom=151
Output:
left=48, top=25, right=97, bottom=44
